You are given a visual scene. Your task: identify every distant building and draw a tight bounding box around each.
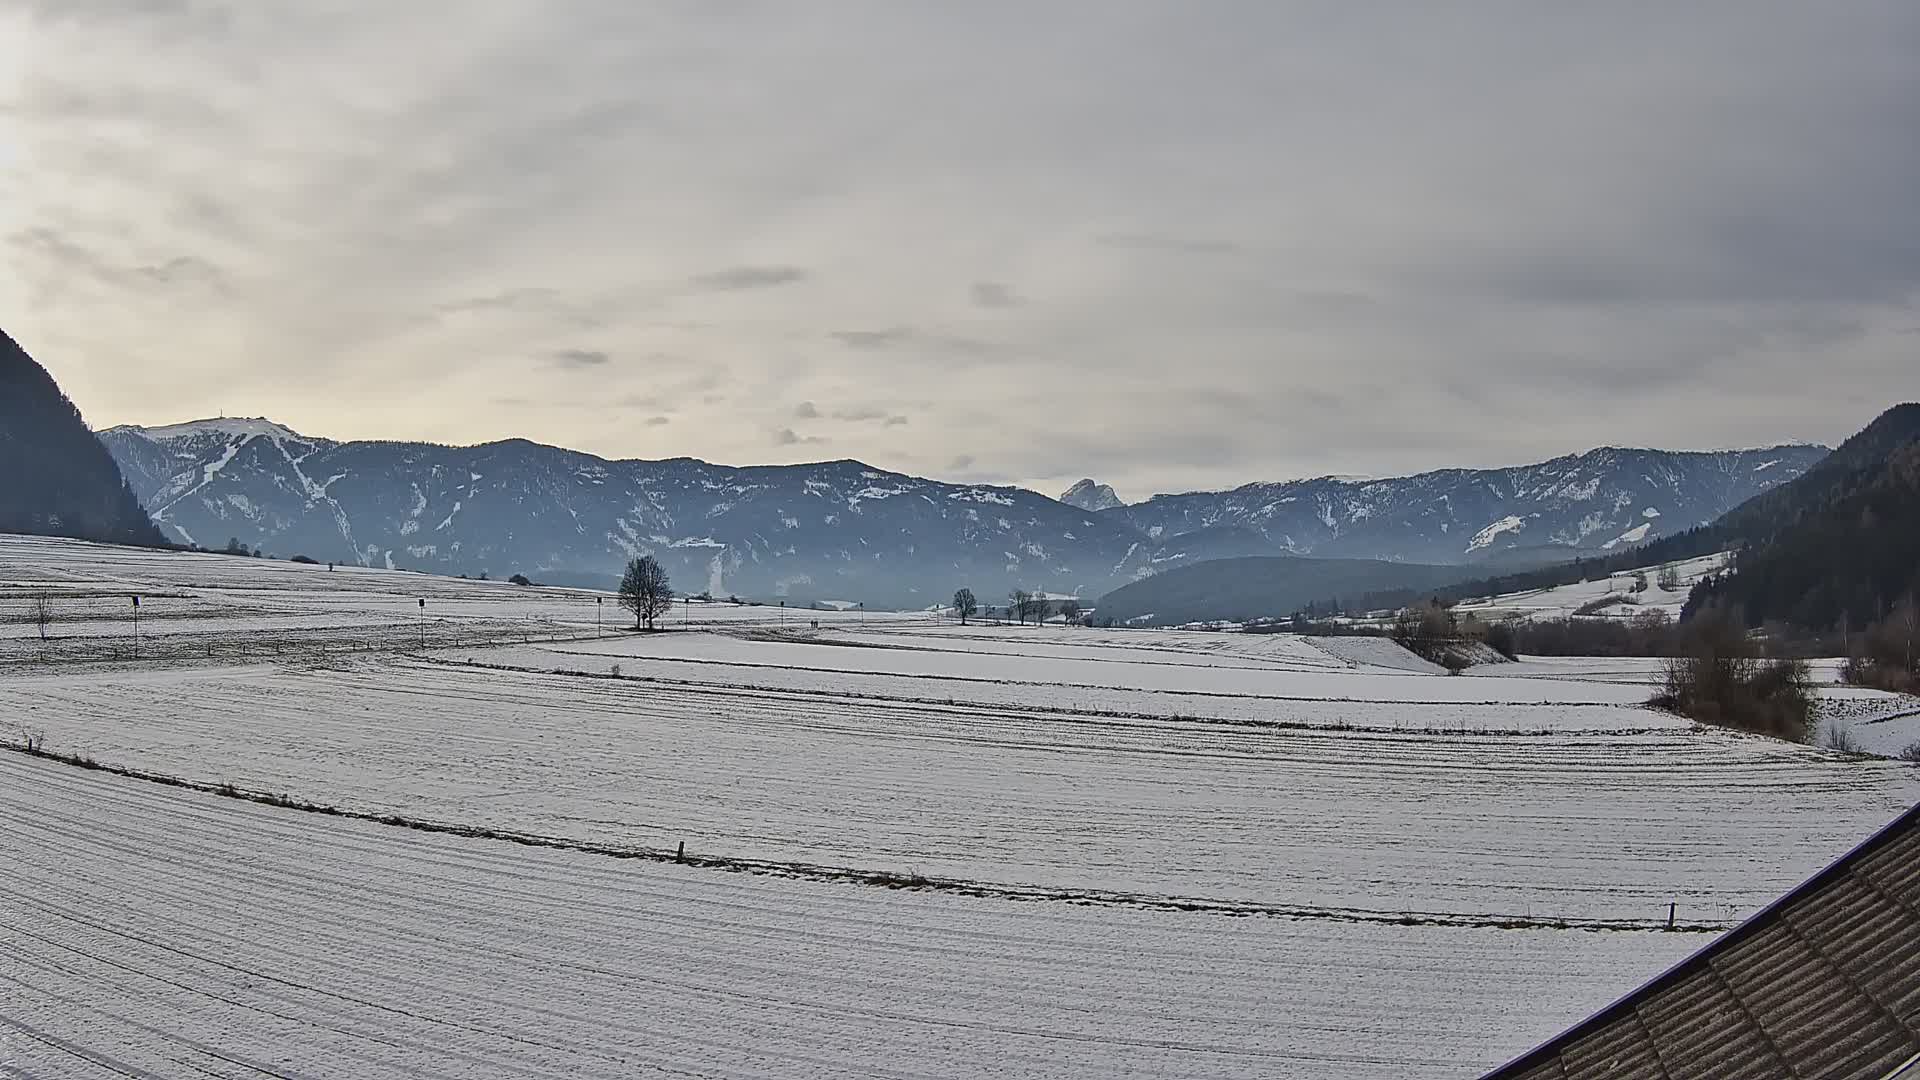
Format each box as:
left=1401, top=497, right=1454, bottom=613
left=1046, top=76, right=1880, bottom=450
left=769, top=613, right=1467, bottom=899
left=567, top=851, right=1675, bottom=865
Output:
left=1484, top=803, right=1920, bottom=1080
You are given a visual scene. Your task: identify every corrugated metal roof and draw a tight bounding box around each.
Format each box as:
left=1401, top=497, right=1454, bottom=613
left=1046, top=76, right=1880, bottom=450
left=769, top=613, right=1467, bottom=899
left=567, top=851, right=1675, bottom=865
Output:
left=1484, top=803, right=1920, bottom=1080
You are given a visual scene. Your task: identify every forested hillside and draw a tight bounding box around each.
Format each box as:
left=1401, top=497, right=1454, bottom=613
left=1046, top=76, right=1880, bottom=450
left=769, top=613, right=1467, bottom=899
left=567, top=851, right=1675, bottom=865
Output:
left=0, top=329, right=165, bottom=547
left=1095, top=555, right=1467, bottom=626
left=1399, top=406, right=1913, bottom=609
left=1684, top=407, right=1920, bottom=632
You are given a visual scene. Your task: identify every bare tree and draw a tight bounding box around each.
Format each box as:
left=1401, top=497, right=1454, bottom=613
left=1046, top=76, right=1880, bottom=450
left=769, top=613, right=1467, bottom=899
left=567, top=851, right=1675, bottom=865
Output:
left=31, top=593, right=52, bottom=642
left=952, top=588, right=978, bottom=625
left=1026, top=594, right=1051, bottom=624
left=1656, top=566, right=1682, bottom=592
left=619, top=556, right=674, bottom=630
left=1899, top=593, right=1918, bottom=676
left=1057, top=598, right=1082, bottom=626
left=1009, top=589, right=1032, bottom=626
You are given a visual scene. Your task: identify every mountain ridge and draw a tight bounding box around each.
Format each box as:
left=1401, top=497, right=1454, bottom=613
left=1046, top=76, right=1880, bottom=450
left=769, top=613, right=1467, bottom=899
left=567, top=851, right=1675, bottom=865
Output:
left=98, top=416, right=1828, bottom=605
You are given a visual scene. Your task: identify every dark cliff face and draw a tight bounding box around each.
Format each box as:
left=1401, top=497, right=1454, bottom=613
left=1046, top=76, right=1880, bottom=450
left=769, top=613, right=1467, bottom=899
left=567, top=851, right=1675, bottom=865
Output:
left=0, top=329, right=165, bottom=548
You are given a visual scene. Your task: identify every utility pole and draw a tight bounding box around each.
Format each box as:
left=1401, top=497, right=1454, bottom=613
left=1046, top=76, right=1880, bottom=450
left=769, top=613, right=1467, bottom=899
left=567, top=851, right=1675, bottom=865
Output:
left=683, top=595, right=689, bottom=629
left=597, top=596, right=603, bottom=638
left=780, top=599, right=785, bottom=628
left=418, top=598, right=426, bottom=648
left=131, top=595, right=140, bottom=660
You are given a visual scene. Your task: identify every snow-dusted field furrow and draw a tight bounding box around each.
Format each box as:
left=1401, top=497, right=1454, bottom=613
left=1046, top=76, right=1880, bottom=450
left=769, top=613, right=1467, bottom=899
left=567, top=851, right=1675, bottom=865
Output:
left=472, top=641, right=1673, bottom=732
left=12, top=657, right=1915, bottom=923
left=0, top=753, right=1701, bottom=1079
left=806, top=626, right=1354, bottom=672
left=539, top=631, right=1656, bottom=705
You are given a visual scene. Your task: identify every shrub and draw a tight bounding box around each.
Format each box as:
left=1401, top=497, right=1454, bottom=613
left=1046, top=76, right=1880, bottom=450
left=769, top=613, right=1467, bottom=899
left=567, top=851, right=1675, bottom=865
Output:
left=1840, top=604, right=1920, bottom=693
left=290, top=554, right=319, bottom=565
left=1484, top=620, right=1520, bottom=661
left=1653, top=613, right=1815, bottom=742
left=1574, top=594, right=1634, bottom=616
left=1390, top=601, right=1456, bottom=663
left=1822, top=724, right=1863, bottom=754
left=1898, top=741, right=1920, bottom=763
left=508, top=573, right=534, bottom=587
left=1842, top=658, right=1918, bottom=694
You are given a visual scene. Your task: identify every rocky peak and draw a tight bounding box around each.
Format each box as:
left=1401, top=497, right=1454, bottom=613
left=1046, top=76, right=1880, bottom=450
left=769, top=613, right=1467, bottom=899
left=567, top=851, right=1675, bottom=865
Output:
left=1059, top=478, right=1124, bottom=512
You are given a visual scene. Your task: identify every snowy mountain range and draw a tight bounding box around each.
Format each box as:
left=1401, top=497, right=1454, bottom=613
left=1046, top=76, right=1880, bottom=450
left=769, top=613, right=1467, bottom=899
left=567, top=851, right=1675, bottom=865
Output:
left=99, top=419, right=1826, bottom=605
left=1105, top=445, right=1830, bottom=566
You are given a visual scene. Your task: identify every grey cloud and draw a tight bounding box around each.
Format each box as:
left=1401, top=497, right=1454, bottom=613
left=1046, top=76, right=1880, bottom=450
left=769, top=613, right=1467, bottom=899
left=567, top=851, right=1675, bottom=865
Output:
left=691, top=265, right=809, bottom=291
left=970, top=281, right=1021, bottom=309
left=1096, top=232, right=1242, bottom=255
left=437, top=288, right=564, bottom=315
left=830, top=328, right=913, bottom=350
left=828, top=406, right=912, bottom=426
left=793, top=400, right=821, bottom=418
left=773, top=427, right=828, bottom=446
left=551, top=349, right=611, bottom=369
left=645, top=415, right=671, bottom=426
left=9, top=227, right=228, bottom=295
left=7, top=3, right=1916, bottom=496
left=829, top=327, right=996, bottom=358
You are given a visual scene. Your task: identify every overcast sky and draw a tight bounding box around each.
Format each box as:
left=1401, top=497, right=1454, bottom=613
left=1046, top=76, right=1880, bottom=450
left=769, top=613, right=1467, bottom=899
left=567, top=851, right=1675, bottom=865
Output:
left=2, top=2, right=1915, bottom=499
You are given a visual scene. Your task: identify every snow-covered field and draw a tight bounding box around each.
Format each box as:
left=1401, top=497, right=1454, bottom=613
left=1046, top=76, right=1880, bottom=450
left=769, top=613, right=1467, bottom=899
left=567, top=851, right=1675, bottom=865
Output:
left=3, top=534, right=1918, bottom=1077
left=0, top=751, right=1700, bottom=1080
left=1494, top=655, right=1920, bottom=756
left=1452, top=552, right=1729, bottom=622
left=0, top=534, right=919, bottom=662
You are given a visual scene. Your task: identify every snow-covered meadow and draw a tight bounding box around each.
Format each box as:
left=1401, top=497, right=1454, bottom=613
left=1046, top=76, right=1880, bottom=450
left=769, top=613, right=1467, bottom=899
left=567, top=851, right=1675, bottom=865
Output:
left=1450, top=552, right=1729, bottom=622
left=3, top=534, right=1917, bottom=1077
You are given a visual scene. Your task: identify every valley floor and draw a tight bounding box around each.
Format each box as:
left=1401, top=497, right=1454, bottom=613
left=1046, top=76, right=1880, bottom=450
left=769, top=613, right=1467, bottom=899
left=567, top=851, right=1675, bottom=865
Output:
left=3, top=534, right=1918, bottom=1077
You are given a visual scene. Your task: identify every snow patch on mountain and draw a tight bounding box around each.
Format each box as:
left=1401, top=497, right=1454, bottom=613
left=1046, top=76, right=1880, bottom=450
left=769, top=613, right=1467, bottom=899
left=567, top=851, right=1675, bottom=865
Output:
left=1467, top=515, right=1527, bottom=553
left=1604, top=523, right=1653, bottom=549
